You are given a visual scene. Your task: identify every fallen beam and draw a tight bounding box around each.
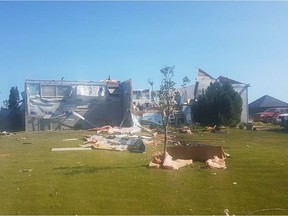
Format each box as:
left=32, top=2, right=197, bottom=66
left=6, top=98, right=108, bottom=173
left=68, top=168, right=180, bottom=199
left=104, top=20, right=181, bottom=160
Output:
left=51, top=147, right=92, bottom=152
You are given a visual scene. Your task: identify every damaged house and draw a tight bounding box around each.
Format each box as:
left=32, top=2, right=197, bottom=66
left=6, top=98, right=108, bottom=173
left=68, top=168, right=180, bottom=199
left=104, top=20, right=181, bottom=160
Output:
left=24, top=79, right=132, bottom=131
left=179, top=69, right=250, bottom=123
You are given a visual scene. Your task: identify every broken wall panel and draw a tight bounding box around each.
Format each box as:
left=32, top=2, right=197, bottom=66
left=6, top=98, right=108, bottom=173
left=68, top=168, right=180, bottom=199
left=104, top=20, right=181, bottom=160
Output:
left=167, top=145, right=225, bottom=162
left=120, top=79, right=133, bottom=127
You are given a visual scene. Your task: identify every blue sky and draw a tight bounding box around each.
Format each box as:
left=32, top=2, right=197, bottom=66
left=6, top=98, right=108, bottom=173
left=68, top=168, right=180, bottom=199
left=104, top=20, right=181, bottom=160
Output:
left=0, top=1, right=288, bottom=105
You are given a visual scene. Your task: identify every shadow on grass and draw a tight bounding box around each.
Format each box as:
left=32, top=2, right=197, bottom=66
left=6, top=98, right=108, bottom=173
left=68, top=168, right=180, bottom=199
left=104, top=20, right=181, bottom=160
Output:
left=53, top=164, right=148, bottom=175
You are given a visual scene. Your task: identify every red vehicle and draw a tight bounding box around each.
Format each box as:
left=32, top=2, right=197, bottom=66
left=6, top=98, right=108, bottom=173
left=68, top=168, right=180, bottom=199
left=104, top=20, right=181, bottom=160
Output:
left=253, top=107, right=288, bottom=123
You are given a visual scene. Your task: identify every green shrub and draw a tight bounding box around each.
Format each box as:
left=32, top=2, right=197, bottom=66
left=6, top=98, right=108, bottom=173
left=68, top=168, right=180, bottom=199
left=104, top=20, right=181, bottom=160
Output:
left=193, top=82, right=242, bottom=127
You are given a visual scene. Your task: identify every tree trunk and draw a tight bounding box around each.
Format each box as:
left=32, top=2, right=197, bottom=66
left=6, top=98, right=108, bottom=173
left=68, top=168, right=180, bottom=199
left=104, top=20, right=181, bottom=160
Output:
left=163, top=123, right=167, bottom=156
left=161, top=116, right=168, bottom=167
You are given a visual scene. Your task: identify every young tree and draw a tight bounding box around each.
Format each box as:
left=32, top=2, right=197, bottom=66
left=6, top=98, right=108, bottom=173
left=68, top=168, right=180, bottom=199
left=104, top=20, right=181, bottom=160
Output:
left=8, top=86, right=20, bottom=110
left=1, top=100, right=9, bottom=109
left=181, top=76, right=191, bottom=87
left=6, top=86, right=22, bottom=131
left=158, top=66, right=177, bottom=164
left=193, top=81, right=242, bottom=127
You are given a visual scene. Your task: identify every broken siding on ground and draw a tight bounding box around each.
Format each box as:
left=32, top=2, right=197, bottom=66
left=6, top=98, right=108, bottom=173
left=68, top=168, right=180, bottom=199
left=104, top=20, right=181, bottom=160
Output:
left=24, top=79, right=132, bottom=131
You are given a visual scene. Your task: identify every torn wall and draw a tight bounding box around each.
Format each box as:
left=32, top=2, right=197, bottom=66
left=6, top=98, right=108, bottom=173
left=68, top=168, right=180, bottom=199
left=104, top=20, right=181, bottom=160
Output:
left=24, top=79, right=132, bottom=131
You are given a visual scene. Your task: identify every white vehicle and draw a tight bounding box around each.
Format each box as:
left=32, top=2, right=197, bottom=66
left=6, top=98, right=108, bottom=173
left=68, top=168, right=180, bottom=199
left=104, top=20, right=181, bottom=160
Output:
left=275, top=113, right=288, bottom=125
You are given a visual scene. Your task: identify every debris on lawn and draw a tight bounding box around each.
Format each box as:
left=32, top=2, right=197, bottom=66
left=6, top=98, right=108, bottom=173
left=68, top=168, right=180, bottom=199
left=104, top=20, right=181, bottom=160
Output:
left=62, top=138, right=79, bottom=141
left=80, top=116, right=148, bottom=152
left=52, top=113, right=148, bottom=153
left=149, top=151, right=193, bottom=170
left=52, top=123, right=149, bottom=153
left=167, top=145, right=226, bottom=162
left=19, top=169, right=33, bottom=172
left=51, top=147, right=92, bottom=152
left=163, top=144, right=228, bottom=169
left=83, top=134, right=146, bottom=153
left=0, top=131, right=10, bottom=135
left=224, top=209, right=231, bottom=216
left=51, top=113, right=230, bottom=171
left=273, top=161, right=285, bottom=166
left=204, top=125, right=229, bottom=134
left=88, top=125, right=141, bottom=134
left=206, top=125, right=217, bottom=133
left=247, top=208, right=286, bottom=215
left=179, top=126, right=192, bottom=134
left=224, top=152, right=231, bottom=158
left=206, top=156, right=226, bottom=169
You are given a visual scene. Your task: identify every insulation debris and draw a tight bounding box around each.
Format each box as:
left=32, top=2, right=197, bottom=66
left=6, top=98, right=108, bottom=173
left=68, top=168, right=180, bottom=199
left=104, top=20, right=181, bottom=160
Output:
left=88, top=125, right=141, bottom=134
left=206, top=156, right=227, bottom=169
left=149, top=152, right=193, bottom=170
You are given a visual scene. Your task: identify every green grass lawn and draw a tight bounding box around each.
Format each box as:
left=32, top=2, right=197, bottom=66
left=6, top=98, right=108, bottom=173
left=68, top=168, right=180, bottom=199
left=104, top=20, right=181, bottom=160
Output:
left=0, top=128, right=287, bottom=215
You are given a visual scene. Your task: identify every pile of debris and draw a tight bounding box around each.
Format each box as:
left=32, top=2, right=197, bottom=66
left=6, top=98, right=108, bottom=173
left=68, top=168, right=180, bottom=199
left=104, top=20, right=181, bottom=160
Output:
left=52, top=122, right=150, bottom=153
left=50, top=115, right=229, bottom=170
left=148, top=143, right=228, bottom=170
left=87, top=125, right=141, bottom=135
left=82, top=134, right=146, bottom=153
left=0, top=131, right=10, bottom=136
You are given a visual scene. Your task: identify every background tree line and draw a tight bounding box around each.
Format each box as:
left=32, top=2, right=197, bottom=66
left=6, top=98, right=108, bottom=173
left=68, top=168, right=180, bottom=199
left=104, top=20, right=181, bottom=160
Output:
left=0, top=86, right=23, bottom=131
